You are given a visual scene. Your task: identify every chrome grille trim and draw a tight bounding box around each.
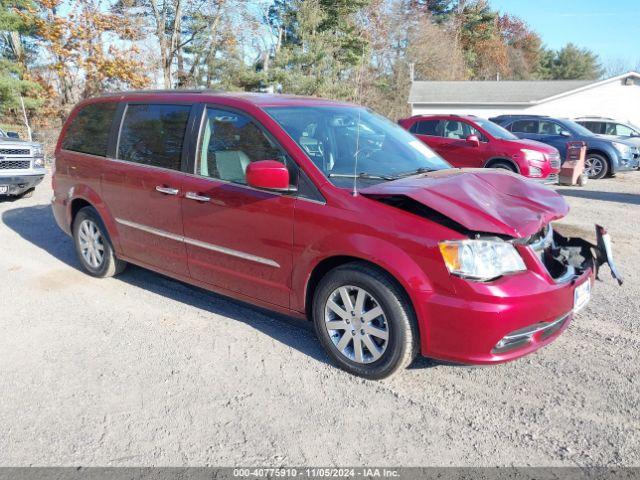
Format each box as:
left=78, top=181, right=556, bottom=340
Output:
left=492, top=312, right=571, bottom=354
left=0, top=148, right=30, bottom=155
left=0, top=160, right=31, bottom=169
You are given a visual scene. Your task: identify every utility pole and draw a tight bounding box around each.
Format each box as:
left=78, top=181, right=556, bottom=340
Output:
left=19, top=95, right=32, bottom=141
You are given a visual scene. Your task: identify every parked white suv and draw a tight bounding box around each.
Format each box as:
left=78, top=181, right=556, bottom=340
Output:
left=0, top=129, right=46, bottom=197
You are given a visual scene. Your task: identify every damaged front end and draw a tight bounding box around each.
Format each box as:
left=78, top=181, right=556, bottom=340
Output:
left=525, top=224, right=623, bottom=286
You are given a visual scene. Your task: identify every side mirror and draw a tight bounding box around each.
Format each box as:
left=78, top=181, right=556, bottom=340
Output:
left=560, top=130, right=571, bottom=137
left=246, top=160, right=290, bottom=191
left=6, top=131, right=20, bottom=139
left=466, top=134, right=480, bottom=147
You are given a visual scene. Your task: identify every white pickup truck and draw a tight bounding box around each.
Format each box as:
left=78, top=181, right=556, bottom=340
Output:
left=0, top=128, right=46, bottom=197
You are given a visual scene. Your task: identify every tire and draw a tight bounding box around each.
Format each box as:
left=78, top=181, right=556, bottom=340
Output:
left=312, top=262, right=419, bottom=379
left=72, top=206, right=127, bottom=278
left=584, top=153, right=609, bottom=180
left=488, top=161, right=516, bottom=172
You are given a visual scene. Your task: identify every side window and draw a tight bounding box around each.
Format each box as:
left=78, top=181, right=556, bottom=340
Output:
left=442, top=120, right=483, bottom=140
left=61, top=102, right=117, bottom=156
left=511, top=120, right=538, bottom=134
left=117, top=104, right=191, bottom=171
left=580, top=122, right=597, bottom=133
left=538, top=121, right=563, bottom=135
left=615, top=123, right=634, bottom=136
left=413, top=120, right=440, bottom=136
left=197, top=107, right=294, bottom=186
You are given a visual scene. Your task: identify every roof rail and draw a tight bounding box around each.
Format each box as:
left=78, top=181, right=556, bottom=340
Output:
left=575, top=116, right=615, bottom=120
left=97, top=88, right=225, bottom=97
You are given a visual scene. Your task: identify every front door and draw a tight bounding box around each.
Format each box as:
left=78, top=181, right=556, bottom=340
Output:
left=439, top=120, right=487, bottom=168
left=101, top=103, right=193, bottom=275
left=181, top=106, right=296, bottom=308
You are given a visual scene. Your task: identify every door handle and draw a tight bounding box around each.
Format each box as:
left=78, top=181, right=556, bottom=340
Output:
left=185, top=191, right=211, bottom=202
left=155, top=186, right=179, bottom=195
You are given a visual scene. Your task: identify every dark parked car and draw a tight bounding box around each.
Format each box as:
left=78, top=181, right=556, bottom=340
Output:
left=398, top=114, right=561, bottom=183
left=52, top=92, right=621, bottom=379
left=490, top=115, right=640, bottom=179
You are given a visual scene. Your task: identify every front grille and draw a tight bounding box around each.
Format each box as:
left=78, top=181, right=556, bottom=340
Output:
left=0, top=160, right=30, bottom=169
left=548, top=153, right=561, bottom=169
left=545, top=174, right=559, bottom=184
left=0, top=148, right=30, bottom=155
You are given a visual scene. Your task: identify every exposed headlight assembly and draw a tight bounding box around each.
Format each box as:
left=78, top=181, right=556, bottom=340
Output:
left=439, top=239, right=526, bottom=281
left=33, top=157, right=45, bottom=168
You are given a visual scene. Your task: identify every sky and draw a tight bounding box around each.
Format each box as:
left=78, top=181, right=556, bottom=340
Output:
left=489, top=0, right=640, bottom=71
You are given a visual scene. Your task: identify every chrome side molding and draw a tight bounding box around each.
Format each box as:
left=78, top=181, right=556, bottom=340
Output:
left=114, top=218, right=280, bottom=268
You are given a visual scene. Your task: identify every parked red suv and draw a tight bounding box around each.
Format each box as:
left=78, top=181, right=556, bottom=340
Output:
left=52, top=92, right=621, bottom=379
left=398, top=114, right=561, bottom=182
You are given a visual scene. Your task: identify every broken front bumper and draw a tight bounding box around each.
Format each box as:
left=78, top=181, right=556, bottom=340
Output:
left=417, top=224, right=622, bottom=364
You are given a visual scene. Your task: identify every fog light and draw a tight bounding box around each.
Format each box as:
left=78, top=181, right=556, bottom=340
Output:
left=34, top=157, right=45, bottom=168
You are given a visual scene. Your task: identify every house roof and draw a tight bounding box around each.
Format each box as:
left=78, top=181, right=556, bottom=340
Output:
left=409, top=72, right=640, bottom=105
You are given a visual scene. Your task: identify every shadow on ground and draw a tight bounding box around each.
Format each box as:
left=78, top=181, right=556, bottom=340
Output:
left=3, top=203, right=439, bottom=373
left=556, top=188, right=640, bottom=206
left=2, top=203, right=329, bottom=366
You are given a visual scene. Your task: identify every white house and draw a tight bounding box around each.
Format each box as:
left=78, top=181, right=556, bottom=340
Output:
left=409, top=72, right=640, bottom=126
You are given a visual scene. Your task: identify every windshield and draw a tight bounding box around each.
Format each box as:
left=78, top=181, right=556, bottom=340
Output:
left=473, top=118, right=518, bottom=140
left=265, top=106, right=451, bottom=187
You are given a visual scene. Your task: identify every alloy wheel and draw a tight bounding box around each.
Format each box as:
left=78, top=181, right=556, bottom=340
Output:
left=584, top=157, right=603, bottom=178
left=78, top=219, right=105, bottom=269
left=324, top=285, right=389, bottom=364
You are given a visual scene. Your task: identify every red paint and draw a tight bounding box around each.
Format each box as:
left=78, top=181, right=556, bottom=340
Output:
left=52, top=92, right=593, bottom=365
left=398, top=114, right=561, bottom=180
left=245, top=160, right=290, bottom=190
left=360, top=169, right=569, bottom=238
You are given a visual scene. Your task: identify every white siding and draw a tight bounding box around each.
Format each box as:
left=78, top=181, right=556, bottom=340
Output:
left=411, top=77, right=640, bottom=125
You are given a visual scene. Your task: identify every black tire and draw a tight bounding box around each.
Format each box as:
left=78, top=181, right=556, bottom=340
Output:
left=72, top=206, right=127, bottom=278
left=488, top=161, right=517, bottom=172
left=312, top=262, right=419, bottom=379
left=584, top=153, right=609, bottom=180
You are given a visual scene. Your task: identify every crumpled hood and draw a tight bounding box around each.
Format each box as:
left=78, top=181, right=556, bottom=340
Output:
left=360, top=169, right=569, bottom=238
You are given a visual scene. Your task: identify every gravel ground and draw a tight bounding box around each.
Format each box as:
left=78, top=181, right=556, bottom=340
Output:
left=0, top=172, right=638, bottom=467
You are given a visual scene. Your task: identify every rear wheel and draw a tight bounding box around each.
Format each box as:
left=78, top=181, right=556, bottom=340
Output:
left=584, top=153, right=608, bottom=179
left=72, top=206, right=127, bottom=278
left=312, top=263, right=418, bottom=379
left=488, top=161, right=516, bottom=172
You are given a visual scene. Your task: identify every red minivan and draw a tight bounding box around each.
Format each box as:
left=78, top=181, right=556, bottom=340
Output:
left=398, top=114, right=561, bottom=182
left=52, top=92, right=621, bottom=379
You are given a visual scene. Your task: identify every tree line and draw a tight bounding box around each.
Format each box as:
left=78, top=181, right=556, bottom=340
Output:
left=0, top=0, right=607, bottom=124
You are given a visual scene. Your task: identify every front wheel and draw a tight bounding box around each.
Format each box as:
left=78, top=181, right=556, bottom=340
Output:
left=584, top=154, right=609, bottom=179
left=312, top=263, right=418, bottom=379
left=72, top=206, right=127, bottom=278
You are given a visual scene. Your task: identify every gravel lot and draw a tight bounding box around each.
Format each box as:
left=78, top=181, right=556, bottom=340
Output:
left=1, top=172, right=638, bottom=467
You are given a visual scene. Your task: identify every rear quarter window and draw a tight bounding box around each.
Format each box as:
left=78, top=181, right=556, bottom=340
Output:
left=61, top=102, right=118, bottom=156
left=412, top=120, right=440, bottom=136
left=510, top=120, right=538, bottom=134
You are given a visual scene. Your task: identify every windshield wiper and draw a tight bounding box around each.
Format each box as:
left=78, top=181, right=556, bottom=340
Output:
left=328, top=172, right=396, bottom=181
left=393, top=167, right=437, bottom=179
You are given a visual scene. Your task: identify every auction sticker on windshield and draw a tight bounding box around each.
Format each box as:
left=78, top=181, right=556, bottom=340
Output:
left=574, top=278, right=591, bottom=313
